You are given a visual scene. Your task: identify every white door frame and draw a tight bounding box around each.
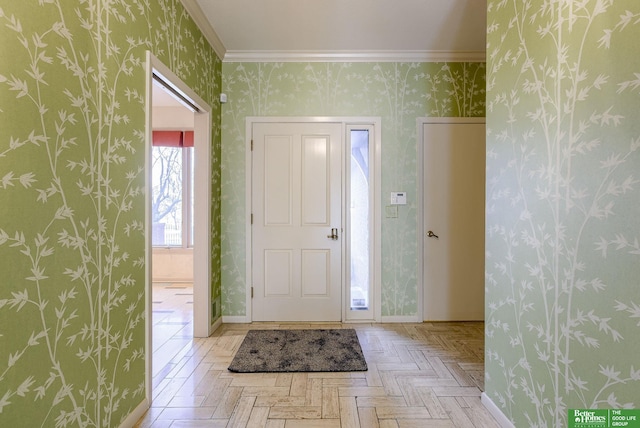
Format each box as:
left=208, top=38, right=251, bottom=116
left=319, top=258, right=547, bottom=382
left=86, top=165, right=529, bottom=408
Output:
left=246, top=117, right=382, bottom=323
left=145, top=52, right=213, bottom=404
left=416, top=117, right=486, bottom=321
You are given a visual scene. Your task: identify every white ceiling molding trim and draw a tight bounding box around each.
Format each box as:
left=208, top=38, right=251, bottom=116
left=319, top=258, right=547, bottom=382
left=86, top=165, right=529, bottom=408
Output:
left=223, top=50, right=486, bottom=63
left=180, top=0, right=226, bottom=59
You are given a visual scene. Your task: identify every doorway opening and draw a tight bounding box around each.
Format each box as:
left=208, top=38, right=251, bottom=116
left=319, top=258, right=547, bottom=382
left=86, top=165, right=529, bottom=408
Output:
left=150, top=77, right=195, bottom=388
left=145, top=52, right=212, bottom=404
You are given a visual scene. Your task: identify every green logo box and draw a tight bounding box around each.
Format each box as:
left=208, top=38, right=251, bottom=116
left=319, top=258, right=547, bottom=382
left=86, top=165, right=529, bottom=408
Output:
left=569, top=409, right=640, bottom=428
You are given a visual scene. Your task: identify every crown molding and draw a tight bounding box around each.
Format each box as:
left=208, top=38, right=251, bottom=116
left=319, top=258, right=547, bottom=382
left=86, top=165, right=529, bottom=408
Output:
left=178, top=1, right=485, bottom=64
left=223, top=50, right=486, bottom=63
left=180, top=0, right=226, bottom=60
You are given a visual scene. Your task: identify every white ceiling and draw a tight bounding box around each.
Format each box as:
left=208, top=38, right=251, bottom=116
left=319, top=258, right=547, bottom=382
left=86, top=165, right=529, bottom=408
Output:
left=156, top=1, right=487, bottom=107
left=184, top=0, right=487, bottom=62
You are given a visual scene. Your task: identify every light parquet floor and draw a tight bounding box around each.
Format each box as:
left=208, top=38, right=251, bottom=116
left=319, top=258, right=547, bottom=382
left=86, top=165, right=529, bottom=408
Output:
left=137, top=283, right=499, bottom=428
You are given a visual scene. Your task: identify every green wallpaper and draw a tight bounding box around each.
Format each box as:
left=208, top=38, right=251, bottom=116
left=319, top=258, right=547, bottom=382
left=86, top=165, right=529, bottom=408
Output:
left=486, top=1, right=640, bottom=427
left=0, top=1, right=221, bottom=426
left=220, top=62, right=485, bottom=317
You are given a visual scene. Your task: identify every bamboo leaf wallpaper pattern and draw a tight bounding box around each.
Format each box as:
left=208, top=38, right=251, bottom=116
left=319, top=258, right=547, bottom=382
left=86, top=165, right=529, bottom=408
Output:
left=486, top=1, right=640, bottom=427
left=10, top=2, right=638, bottom=427
left=220, top=62, right=485, bottom=317
left=0, top=1, right=221, bottom=426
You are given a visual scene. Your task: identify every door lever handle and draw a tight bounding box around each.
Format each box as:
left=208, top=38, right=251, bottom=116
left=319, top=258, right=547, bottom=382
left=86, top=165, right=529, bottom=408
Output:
left=327, top=228, right=339, bottom=240
left=427, top=230, right=439, bottom=239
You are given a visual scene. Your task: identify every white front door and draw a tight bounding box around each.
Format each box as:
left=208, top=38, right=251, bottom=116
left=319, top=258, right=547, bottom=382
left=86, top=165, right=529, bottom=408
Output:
left=252, top=122, right=343, bottom=321
left=422, top=120, right=485, bottom=321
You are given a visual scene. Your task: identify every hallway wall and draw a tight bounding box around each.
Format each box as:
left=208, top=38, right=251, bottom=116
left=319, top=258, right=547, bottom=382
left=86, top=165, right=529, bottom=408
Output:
left=220, top=62, right=486, bottom=318
left=153, top=248, right=194, bottom=282
left=485, top=2, right=640, bottom=426
left=0, top=1, right=221, bottom=426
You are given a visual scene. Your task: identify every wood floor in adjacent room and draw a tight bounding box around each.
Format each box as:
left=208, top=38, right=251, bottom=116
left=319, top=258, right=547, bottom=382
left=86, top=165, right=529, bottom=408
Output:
left=137, top=283, right=499, bottom=427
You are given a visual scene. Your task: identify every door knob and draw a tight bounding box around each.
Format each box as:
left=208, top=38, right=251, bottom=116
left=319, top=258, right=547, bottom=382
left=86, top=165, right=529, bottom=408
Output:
left=327, top=228, right=339, bottom=240
left=427, top=230, right=439, bottom=239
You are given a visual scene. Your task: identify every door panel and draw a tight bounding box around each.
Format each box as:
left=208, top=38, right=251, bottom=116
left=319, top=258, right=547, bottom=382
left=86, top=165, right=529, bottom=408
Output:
left=253, top=122, right=342, bottom=321
left=423, top=121, right=485, bottom=321
left=264, top=136, right=292, bottom=225
left=264, top=250, right=292, bottom=295
left=301, top=250, right=330, bottom=296
left=302, top=136, right=329, bottom=225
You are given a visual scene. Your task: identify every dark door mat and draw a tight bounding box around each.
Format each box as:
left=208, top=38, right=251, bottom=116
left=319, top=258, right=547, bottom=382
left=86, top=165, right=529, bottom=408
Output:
left=228, top=329, right=368, bottom=373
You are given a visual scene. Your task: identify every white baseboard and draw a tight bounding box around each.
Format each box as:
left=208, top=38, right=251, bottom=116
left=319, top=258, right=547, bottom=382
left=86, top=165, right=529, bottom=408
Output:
left=481, top=393, right=514, bottom=428
left=381, top=315, right=421, bottom=323
left=152, top=277, right=194, bottom=283
left=119, top=398, right=149, bottom=428
left=222, top=315, right=251, bottom=323
left=222, top=315, right=425, bottom=324
left=211, top=316, right=222, bottom=333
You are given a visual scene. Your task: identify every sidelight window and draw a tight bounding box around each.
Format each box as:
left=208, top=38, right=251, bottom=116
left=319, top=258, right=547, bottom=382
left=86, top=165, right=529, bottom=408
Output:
left=347, top=126, right=375, bottom=318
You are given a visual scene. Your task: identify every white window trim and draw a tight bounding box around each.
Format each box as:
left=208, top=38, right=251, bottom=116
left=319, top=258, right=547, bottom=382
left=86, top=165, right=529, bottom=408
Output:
left=344, top=123, right=381, bottom=322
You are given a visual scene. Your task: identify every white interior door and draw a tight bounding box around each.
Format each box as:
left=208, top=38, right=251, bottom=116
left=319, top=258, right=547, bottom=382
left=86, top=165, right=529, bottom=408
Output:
left=422, top=120, right=485, bottom=321
left=252, top=122, right=343, bottom=321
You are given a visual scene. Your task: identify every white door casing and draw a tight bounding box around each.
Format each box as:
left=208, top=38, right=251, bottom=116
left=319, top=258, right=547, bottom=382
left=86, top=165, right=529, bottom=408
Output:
left=419, top=118, right=485, bottom=321
left=145, top=52, right=212, bottom=408
left=251, top=122, right=343, bottom=321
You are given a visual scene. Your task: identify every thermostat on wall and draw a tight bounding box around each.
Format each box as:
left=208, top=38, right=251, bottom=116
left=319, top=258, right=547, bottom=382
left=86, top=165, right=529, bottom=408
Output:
left=390, top=192, right=407, bottom=205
